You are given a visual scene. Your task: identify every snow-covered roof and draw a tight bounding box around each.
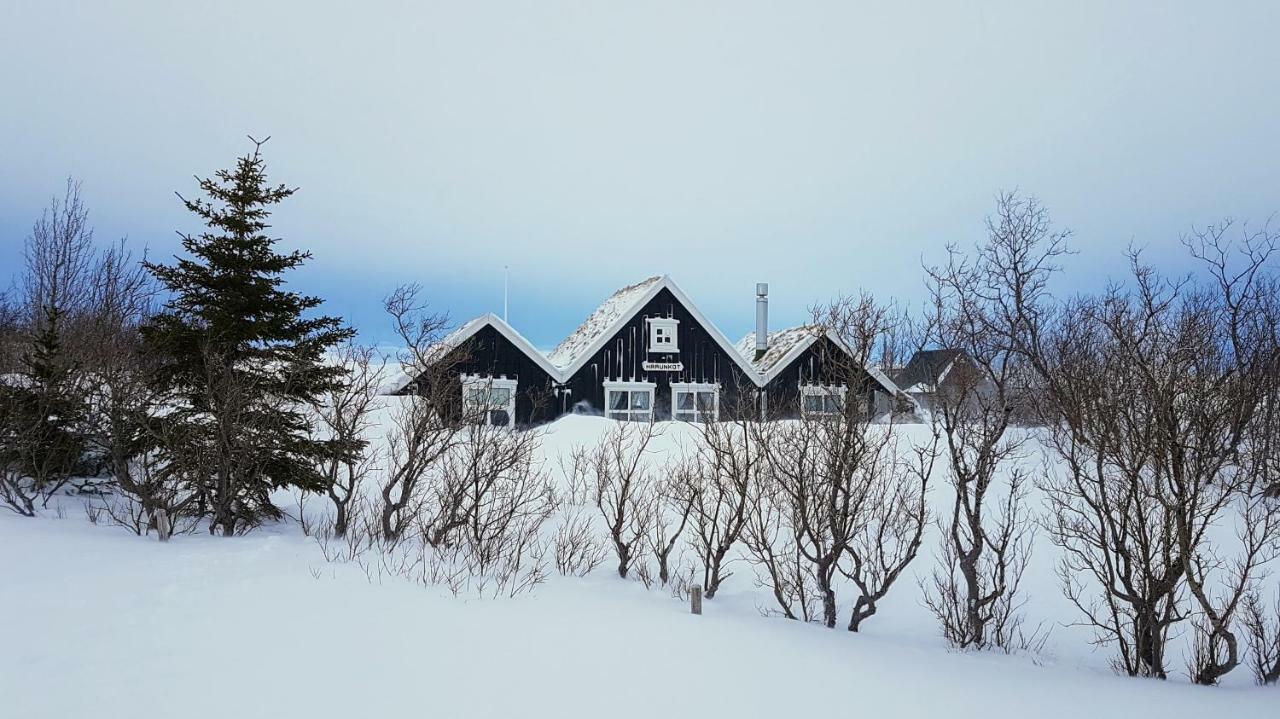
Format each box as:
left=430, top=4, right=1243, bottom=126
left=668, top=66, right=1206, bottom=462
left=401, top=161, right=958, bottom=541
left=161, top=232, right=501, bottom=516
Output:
left=547, top=275, right=761, bottom=382
left=546, top=276, right=664, bottom=372
left=736, top=325, right=901, bottom=396
left=892, top=349, right=964, bottom=395
left=736, top=326, right=822, bottom=376
left=386, top=313, right=560, bottom=394
left=384, top=277, right=902, bottom=398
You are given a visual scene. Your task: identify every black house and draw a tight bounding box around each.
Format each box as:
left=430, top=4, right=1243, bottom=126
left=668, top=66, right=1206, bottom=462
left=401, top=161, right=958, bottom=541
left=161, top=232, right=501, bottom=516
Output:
left=392, top=276, right=903, bottom=426
left=736, top=325, right=900, bottom=419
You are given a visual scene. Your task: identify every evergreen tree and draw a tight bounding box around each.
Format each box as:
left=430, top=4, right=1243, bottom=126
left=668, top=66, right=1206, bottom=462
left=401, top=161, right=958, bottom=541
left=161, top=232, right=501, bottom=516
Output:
left=142, top=138, right=354, bottom=536
left=0, top=303, right=86, bottom=503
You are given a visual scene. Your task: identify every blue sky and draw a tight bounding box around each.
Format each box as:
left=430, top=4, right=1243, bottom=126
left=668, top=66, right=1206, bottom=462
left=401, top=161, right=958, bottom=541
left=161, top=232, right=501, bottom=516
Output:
left=2, top=1, right=1278, bottom=350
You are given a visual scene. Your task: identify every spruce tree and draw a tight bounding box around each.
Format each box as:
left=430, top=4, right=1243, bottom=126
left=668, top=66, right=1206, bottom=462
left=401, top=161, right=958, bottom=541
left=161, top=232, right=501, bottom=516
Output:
left=143, top=138, right=353, bottom=536
left=0, top=304, right=86, bottom=503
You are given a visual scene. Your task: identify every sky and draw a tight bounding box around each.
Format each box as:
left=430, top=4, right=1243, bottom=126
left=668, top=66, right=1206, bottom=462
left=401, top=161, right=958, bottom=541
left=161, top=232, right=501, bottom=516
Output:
left=2, top=1, right=1278, bottom=350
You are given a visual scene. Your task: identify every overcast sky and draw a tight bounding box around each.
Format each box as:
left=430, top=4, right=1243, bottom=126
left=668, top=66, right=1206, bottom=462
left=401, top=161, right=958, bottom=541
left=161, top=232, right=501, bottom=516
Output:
left=2, top=1, right=1277, bottom=349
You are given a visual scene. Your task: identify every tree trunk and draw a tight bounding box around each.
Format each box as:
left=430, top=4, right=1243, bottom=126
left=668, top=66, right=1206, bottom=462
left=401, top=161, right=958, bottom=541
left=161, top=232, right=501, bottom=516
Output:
left=848, top=595, right=875, bottom=632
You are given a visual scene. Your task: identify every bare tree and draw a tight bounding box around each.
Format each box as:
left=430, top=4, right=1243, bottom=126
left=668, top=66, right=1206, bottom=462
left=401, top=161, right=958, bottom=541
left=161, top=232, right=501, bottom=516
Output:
left=1035, top=299, right=1186, bottom=676
left=750, top=295, right=917, bottom=629
left=4, top=179, right=99, bottom=505
left=1169, top=226, right=1280, bottom=684
left=742, top=454, right=818, bottom=621
left=1049, top=241, right=1280, bottom=683
left=554, top=507, right=607, bottom=577
left=1241, top=585, right=1280, bottom=685
left=428, top=420, right=555, bottom=593
left=586, top=422, right=661, bottom=579
left=974, top=191, right=1280, bottom=680
left=842, top=427, right=937, bottom=631
left=312, top=341, right=384, bottom=537
left=378, top=284, right=470, bottom=541
left=688, top=399, right=759, bottom=597
left=647, top=457, right=697, bottom=586
left=919, top=195, right=1044, bottom=651
left=22, top=178, right=96, bottom=327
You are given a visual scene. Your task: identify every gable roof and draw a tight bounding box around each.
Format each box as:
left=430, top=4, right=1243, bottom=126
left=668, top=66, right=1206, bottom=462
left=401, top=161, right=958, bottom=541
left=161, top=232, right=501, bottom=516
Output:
left=738, top=325, right=901, bottom=395
left=548, top=275, right=761, bottom=382
left=387, top=312, right=560, bottom=393
left=736, top=326, right=821, bottom=378
left=893, top=348, right=964, bottom=394
left=546, top=276, right=663, bottom=372
left=389, top=277, right=904, bottom=399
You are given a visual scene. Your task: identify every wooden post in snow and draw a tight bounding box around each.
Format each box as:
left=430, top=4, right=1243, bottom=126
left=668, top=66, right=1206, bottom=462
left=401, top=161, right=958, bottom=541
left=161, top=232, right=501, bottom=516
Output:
left=155, top=509, right=171, bottom=542
left=690, top=585, right=702, bottom=615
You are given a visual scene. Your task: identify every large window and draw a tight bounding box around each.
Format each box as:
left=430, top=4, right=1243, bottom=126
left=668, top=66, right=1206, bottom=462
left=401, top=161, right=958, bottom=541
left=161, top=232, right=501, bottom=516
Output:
left=800, top=384, right=846, bottom=417
left=462, top=375, right=517, bottom=427
left=604, top=381, right=655, bottom=422
left=671, top=382, right=719, bottom=422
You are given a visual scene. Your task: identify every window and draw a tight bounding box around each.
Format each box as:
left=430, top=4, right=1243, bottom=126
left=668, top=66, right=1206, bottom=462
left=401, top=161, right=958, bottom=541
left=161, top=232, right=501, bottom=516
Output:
left=461, top=375, right=517, bottom=427
left=672, top=382, right=719, bottom=422
left=603, top=381, right=655, bottom=422
left=800, top=384, right=846, bottom=417
left=647, top=317, right=679, bottom=353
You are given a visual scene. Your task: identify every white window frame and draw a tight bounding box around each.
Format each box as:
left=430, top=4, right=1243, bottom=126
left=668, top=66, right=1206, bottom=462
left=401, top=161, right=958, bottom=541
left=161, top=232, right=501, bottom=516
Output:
left=671, top=382, right=719, bottom=423
left=603, top=380, right=656, bottom=423
left=646, top=317, right=680, bottom=353
left=461, top=374, right=518, bottom=427
left=800, top=383, right=847, bottom=417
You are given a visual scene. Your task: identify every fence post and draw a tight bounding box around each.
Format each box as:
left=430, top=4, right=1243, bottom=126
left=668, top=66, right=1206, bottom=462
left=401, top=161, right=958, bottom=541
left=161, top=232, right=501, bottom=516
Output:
left=690, top=585, right=702, bottom=615
left=155, top=509, right=171, bottom=542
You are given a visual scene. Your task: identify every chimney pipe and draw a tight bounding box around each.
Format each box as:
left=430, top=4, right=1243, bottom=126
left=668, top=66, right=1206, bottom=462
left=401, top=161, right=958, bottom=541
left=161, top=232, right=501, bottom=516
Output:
left=755, top=283, right=769, bottom=359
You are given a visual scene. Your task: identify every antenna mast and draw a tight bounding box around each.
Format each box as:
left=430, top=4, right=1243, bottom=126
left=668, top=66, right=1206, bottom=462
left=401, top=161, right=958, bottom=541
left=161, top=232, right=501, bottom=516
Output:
left=503, top=265, right=509, bottom=322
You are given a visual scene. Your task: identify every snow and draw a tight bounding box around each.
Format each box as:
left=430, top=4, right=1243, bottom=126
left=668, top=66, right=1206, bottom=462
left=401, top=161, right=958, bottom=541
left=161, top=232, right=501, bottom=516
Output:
left=546, top=275, right=664, bottom=372
left=2, top=408, right=1274, bottom=718
left=384, top=313, right=560, bottom=393
left=736, top=325, right=821, bottom=376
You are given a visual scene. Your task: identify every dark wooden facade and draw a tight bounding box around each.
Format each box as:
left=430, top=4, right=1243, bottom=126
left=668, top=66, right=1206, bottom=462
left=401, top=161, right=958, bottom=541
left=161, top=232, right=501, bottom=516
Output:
left=758, top=335, right=881, bottom=419
left=397, top=278, right=903, bottom=426
left=407, top=323, right=560, bottom=426
left=559, top=287, right=759, bottom=420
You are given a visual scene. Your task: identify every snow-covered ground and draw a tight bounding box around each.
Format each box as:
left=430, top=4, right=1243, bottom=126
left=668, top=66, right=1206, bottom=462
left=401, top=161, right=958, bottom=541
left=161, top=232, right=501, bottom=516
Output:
left=2, top=410, right=1275, bottom=718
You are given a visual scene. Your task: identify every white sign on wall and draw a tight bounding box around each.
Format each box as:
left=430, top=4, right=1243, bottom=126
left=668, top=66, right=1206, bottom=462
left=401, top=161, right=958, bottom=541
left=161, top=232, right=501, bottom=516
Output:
left=642, top=361, right=684, bottom=372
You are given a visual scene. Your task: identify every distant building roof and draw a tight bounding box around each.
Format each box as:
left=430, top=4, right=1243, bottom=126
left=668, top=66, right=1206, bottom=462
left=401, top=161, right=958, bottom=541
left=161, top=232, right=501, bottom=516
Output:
left=893, top=348, right=965, bottom=394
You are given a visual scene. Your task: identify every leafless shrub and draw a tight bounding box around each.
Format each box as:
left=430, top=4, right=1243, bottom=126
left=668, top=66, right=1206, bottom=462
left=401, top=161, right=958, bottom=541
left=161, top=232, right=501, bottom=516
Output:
left=0, top=419, right=39, bottom=517
left=314, top=496, right=379, bottom=564
left=554, top=507, right=607, bottom=577
left=317, top=426, right=555, bottom=600
left=748, top=295, right=926, bottom=630
left=378, top=284, right=470, bottom=542
left=585, top=422, right=661, bottom=579
left=649, top=458, right=697, bottom=586
left=842, top=427, right=938, bottom=632
left=559, top=450, right=595, bottom=507
left=918, top=193, right=1046, bottom=651
left=365, top=285, right=557, bottom=598
left=312, top=341, right=384, bottom=537
left=972, top=191, right=1280, bottom=681
left=742, top=445, right=818, bottom=620
left=1241, top=585, right=1280, bottom=685
left=0, top=180, right=101, bottom=510
left=668, top=561, right=701, bottom=602
left=689, top=406, right=758, bottom=598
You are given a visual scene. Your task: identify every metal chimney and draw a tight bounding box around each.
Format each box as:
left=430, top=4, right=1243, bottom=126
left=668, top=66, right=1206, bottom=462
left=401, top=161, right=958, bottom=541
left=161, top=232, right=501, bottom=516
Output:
left=755, top=283, right=769, bottom=359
